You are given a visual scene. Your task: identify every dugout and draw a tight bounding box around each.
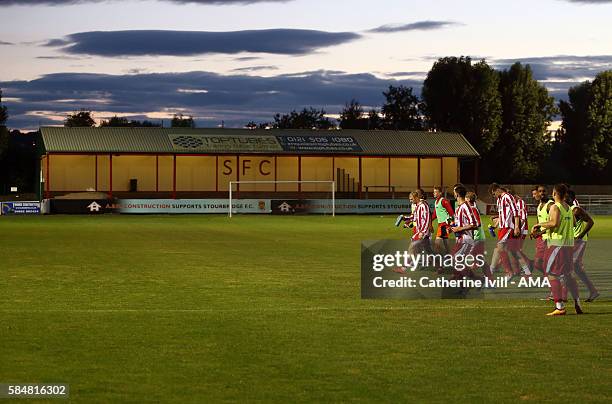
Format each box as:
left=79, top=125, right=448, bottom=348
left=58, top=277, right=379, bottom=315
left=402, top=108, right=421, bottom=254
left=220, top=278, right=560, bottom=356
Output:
left=39, top=127, right=479, bottom=200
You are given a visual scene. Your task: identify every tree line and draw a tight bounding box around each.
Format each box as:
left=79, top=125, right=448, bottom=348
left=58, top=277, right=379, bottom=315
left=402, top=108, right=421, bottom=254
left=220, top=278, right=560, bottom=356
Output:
left=247, top=57, right=611, bottom=184
left=259, top=59, right=556, bottom=183
left=63, top=111, right=195, bottom=128
left=0, top=90, right=39, bottom=194
left=0, top=56, right=611, bottom=191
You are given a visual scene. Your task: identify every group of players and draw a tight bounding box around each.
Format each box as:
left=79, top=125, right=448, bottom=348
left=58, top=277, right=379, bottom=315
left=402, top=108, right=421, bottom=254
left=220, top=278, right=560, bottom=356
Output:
left=396, top=183, right=599, bottom=316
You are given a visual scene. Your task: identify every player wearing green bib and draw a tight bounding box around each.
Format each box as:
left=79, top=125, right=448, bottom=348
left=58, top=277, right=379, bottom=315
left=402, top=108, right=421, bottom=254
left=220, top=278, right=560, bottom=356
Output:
left=567, top=190, right=599, bottom=302
left=432, top=186, right=455, bottom=254
left=535, top=184, right=582, bottom=316
left=466, top=192, right=493, bottom=281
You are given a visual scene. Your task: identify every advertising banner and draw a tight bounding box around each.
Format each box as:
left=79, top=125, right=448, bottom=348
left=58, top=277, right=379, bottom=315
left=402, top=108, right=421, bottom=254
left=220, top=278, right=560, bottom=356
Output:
left=1, top=201, right=41, bottom=215
left=271, top=199, right=412, bottom=214
left=45, top=198, right=415, bottom=215
left=117, top=199, right=270, bottom=214
left=169, top=134, right=282, bottom=153
left=50, top=199, right=114, bottom=214
left=119, top=199, right=410, bottom=214
left=276, top=135, right=362, bottom=153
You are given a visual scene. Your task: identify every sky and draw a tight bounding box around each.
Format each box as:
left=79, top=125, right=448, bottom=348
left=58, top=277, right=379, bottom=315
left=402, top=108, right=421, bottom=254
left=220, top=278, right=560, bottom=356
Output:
left=0, top=0, right=611, bottom=130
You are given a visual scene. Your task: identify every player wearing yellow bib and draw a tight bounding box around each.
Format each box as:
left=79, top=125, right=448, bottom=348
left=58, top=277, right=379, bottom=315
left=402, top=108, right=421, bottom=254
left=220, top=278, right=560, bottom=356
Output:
left=535, top=184, right=582, bottom=316
left=567, top=190, right=599, bottom=302
left=531, top=185, right=554, bottom=275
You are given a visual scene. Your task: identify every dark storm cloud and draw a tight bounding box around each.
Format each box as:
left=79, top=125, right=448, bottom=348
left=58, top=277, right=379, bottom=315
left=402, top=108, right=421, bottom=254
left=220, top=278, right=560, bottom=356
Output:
left=36, top=55, right=89, bottom=60
left=494, top=55, right=612, bottom=65
left=539, top=82, right=580, bottom=101
left=234, top=56, right=262, bottom=62
left=0, top=0, right=290, bottom=5
left=6, top=55, right=607, bottom=129
left=45, top=29, right=361, bottom=57
left=276, top=69, right=346, bottom=77
left=490, top=55, right=612, bottom=102
left=492, top=55, right=612, bottom=81
left=386, top=71, right=427, bottom=77
left=368, top=21, right=460, bottom=33
left=0, top=70, right=420, bottom=129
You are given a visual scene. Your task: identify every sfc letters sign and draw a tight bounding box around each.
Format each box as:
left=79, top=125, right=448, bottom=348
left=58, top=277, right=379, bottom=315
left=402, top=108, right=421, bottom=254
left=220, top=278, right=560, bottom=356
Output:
left=221, top=157, right=274, bottom=178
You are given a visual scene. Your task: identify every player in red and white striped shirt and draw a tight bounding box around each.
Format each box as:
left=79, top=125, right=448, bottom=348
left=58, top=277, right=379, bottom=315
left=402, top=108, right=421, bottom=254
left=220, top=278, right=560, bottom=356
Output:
left=450, top=185, right=478, bottom=277
left=451, top=199, right=476, bottom=242
left=489, top=183, right=521, bottom=277
left=466, top=192, right=494, bottom=281
left=411, top=190, right=431, bottom=242
left=509, top=189, right=532, bottom=276
left=496, top=190, right=519, bottom=237
left=394, top=190, right=432, bottom=273
left=451, top=187, right=476, bottom=244
left=515, top=194, right=528, bottom=236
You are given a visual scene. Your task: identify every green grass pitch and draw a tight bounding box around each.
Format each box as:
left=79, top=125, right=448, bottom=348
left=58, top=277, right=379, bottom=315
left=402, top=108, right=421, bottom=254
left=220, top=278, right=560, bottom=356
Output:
left=1, top=215, right=611, bottom=403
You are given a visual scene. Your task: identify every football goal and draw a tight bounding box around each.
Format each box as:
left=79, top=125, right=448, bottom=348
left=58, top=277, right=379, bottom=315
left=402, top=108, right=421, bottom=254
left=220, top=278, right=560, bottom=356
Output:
left=228, top=180, right=336, bottom=217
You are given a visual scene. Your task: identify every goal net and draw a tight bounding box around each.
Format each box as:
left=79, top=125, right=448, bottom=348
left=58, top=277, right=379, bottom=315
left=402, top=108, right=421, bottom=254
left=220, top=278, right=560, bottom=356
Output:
left=228, top=180, right=336, bottom=217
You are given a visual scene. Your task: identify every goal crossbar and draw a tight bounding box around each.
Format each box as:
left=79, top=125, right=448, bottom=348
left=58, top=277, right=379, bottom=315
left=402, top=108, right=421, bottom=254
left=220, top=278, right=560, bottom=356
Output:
left=228, top=180, right=336, bottom=217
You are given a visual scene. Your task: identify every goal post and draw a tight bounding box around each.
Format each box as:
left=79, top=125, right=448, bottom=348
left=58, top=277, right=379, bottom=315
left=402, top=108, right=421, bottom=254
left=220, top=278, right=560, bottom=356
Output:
left=228, top=180, right=335, bottom=217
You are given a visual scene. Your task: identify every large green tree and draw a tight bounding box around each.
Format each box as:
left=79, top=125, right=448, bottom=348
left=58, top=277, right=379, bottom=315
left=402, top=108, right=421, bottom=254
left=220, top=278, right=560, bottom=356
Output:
left=171, top=113, right=196, bottom=128
left=366, top=109, right=383, bottom=130
left=381, top=85, right=422, bottom=130
left=421, top=57, right=501, bottom=153
left=65, top=110, right=96, bottom=127
left=586, top=71, right=612, bottom=169
left=558, top=81, right=592, bottom=179
left=272, top=107, right=334, bottom=130
left=0, top=90, right=7, bottom=126
left=495, top=63, right=557, bottom=181
left=0, top=89, right=9, bottom=161
left=100, top=115, right=161, bottom=127
left=558, top=70, right=612, bottom=179
left=339, top=99, right=369, bottom=129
